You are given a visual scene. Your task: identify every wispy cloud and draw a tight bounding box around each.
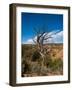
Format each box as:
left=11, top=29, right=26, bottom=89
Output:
left=43, top=30, right=63, bottom=44
left=22, top=30, right=63, bottom=44
left=52, top=30, right=63, bottom=43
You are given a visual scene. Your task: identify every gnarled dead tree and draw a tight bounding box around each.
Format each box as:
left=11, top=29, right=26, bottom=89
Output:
left=33, top=26, right=61, bottom=67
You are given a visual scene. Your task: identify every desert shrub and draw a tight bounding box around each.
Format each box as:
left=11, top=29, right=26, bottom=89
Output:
left=40, top=66, right=48, bottom=76
left=53, top=59, right=63, bottom=72
left=44, top=54, right=63, bottom=73
left=29, top=62, right=48, bottom=76
left=44, top=54, right=52, bottom=68
left=23, top=63, right=30, bottom=73
left=22, top=58, right=32, bottom=74
left=47, top=58, right=63, bottom=72
left=30, top=62, right=41, bottom=74
left=32, top=51, right=41, bottom=61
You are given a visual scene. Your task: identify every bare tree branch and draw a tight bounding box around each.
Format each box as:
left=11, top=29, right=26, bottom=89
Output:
left=44, top=36, right=52, bottom=40
left=33, top=26, right=61, bottom=55
left=33, top=39, right=37, bottom=44
left=49, top=30, right=61, bottom=37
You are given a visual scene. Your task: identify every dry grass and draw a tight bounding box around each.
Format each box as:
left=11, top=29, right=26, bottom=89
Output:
left=21, top=44, right=63, bottom=77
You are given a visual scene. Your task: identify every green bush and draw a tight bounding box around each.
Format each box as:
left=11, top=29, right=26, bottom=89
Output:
left=44, top=55, right=63, bottom=73
left=47, top=58, right=63, bottom=72
left=53, top=59, right=63, bottom=72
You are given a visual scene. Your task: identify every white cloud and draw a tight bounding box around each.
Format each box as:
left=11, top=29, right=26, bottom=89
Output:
left=27, top=39, right=34, bottom=44
left=42, top=30, right=63, bottom=44
left=23, top=39, right=34, bottom=44
left=22, top=30, right=63, bottom=44
left=48, top=30, right=63, bottom=43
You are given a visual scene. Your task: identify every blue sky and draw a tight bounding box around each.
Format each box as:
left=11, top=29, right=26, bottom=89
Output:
left=21, top=12, right=63, bottom=44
